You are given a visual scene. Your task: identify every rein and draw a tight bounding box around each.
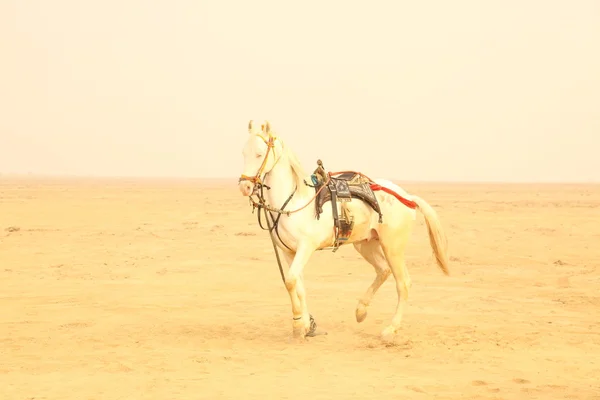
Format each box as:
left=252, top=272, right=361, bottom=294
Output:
left=253, top=182, right=296, bottom=252
left=247, top=176, right=330, bottom=286
left=250, top=182, right=295, bottom=284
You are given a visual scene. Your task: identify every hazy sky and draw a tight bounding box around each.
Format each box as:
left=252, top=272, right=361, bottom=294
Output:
left=1, top=0, right=599, bottom=182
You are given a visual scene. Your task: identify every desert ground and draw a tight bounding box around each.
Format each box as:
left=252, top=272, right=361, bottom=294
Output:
left=1, top=177, right=599, bottom=399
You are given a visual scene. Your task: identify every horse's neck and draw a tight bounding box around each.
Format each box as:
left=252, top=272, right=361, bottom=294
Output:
left=264, top=155, right=308, bottom=210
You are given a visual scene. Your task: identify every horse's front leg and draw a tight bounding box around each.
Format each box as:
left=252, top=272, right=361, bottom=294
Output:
left=282, top=244, right=315, bottom=339
left=283, top=251, right=311, bottom=332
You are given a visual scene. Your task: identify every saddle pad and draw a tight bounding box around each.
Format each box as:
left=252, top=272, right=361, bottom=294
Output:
left=328, top=178, right=352, bottom=199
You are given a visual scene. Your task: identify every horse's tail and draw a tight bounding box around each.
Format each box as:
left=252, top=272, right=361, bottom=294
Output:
left=411, top=195, right=450, bottom=276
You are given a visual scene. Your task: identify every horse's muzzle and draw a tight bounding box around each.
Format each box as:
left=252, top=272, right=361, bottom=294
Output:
left=238, top=180, right=254, bottom=197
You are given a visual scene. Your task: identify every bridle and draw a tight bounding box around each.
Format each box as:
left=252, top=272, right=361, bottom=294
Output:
left=238, top=134, right=278, bottom=187
left=238, top=132, right=297, bottom=242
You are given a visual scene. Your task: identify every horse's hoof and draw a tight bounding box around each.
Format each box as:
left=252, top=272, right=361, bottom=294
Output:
left=381, top=326, right=398, bottom=345
left=291, top=316, right=307, bottom=339
left=355, top=305, right=367, bottom=323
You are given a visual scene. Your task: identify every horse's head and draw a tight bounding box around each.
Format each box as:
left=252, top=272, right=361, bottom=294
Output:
left=238, top=120, right=283, bottom=196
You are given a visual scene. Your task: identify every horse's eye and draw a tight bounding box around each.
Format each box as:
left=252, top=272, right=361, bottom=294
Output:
left=256, top=154, right=263, bottom=158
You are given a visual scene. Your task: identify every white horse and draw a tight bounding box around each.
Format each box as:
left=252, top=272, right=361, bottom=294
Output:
left=238, top=120, right=450, bottom=343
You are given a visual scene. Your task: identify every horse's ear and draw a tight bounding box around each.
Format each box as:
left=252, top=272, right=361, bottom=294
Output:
left=248, top=120, right=254, bottom=134
left=263, top=120, right=271, bottom=135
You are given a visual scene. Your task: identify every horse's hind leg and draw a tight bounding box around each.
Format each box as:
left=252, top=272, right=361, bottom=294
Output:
left=353, top=239, right=391, bottom=323
left=379, top=234, right=412, bottom=343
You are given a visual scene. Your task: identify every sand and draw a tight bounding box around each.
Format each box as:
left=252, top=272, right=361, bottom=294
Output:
left=1, top=177, right=599, bottom=399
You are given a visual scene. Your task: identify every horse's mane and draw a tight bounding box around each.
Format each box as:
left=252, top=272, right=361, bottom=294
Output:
left=263, top=133, right=311, bottom=196
left=252, top=129, right=312, bottom=196
left=282, top=140, right=307, bottom=190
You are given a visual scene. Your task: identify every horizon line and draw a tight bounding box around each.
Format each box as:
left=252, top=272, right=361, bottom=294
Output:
left=1, top=173, right=598, bottom=185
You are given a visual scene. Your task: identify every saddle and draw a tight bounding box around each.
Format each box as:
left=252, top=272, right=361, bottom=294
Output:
left=308, top=160, right=383, bottom=251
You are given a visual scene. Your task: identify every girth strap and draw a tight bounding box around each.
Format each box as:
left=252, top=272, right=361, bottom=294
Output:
left=327, top=180, right=342, bottom=250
